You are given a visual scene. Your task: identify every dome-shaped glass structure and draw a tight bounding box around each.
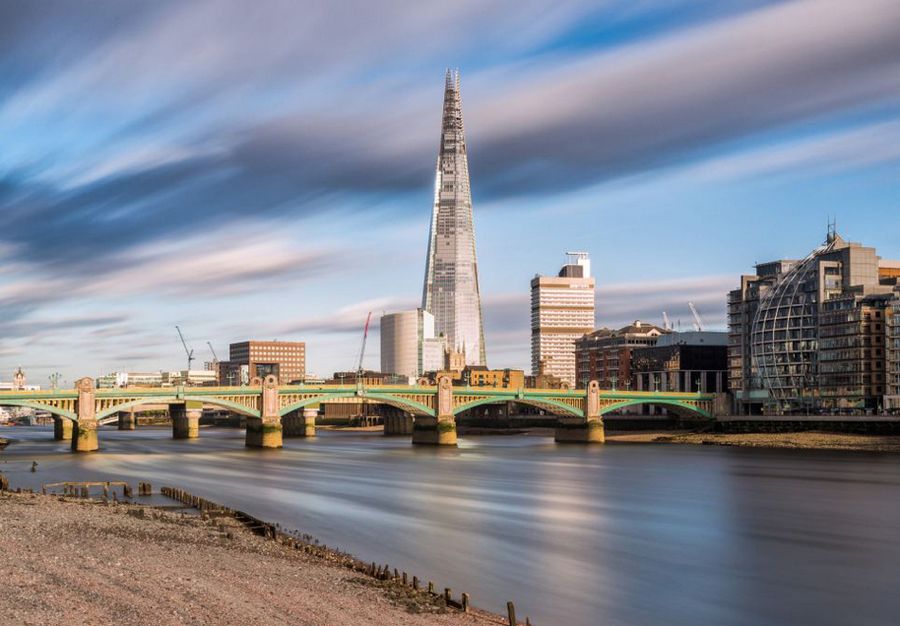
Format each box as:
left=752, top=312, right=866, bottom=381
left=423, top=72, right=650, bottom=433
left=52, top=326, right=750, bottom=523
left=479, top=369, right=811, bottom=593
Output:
left=750, top=238, right=841, bottom=411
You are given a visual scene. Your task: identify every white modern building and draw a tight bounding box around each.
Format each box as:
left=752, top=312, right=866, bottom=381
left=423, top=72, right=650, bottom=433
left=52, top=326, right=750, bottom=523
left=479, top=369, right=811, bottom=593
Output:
left=531, top=252, right=596, bottom=387
left=381, top=309, right=446, bottom=383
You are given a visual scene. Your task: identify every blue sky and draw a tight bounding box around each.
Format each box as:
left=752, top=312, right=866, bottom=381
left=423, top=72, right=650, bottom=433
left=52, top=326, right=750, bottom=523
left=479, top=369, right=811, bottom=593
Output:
left=1, top=0, right=899, bottom=386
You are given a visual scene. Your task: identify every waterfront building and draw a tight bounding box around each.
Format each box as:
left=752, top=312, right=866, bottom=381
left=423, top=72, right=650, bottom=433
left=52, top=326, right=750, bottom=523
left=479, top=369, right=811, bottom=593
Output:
left=380, top=309, right=446, bottom=383
left=219, top=340, right=306, bottom=385
left=729, top=229, right=899, bottom=414
left=575, top=321, right=667, bottom=390
left=531, top=252, right=596, bottom=387
left=887, top=294, right=900, bottom=411
left=631, top=331, right=728, bottom=394
left=422, top=70, right=486, bottom=366
left=818, top=293, right=891, bottom=411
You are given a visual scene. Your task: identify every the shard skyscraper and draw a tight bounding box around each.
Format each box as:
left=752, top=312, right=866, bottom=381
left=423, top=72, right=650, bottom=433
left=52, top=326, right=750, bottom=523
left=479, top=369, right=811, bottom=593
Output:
left=422, top=70, right=487, bottom=366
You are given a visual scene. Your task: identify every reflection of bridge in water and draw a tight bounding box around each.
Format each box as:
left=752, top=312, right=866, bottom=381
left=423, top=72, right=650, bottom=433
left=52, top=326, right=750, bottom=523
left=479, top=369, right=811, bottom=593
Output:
left=0, top=374, right=717, bottom=452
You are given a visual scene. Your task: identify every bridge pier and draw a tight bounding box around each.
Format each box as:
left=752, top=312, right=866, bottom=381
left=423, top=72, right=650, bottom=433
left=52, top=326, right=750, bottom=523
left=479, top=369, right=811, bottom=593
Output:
left=118, top=409, right=136, bottom=431
left=171, top=402, right=201, bottom=439
left=412, top=375, right=457, bottom=446
left=72, top=378, right=99, bottom=452
left=555, top=380, right=605, bottom=444
left=384, top=414, right=414, bottom=436
left=246, top=375, right=283, bottom=448
left=53, top=416, right=73, bottom=441
left=282, top=408, right=316, bottom=438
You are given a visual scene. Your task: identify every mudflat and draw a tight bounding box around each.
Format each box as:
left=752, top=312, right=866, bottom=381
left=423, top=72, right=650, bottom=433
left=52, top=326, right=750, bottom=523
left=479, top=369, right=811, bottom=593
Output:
left=607, top=430, right=900, bottom=452
left=0, top=492, right=504, bottom=626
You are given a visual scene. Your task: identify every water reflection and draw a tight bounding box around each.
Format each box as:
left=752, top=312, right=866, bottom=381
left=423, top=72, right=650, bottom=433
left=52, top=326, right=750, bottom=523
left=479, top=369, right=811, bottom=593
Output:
left=2, top=426, right=900, bottom=626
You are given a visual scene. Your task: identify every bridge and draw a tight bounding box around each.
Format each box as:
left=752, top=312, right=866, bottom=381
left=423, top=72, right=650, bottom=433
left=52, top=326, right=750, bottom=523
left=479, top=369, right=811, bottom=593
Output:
left=0, top=375, right=717, bottom=452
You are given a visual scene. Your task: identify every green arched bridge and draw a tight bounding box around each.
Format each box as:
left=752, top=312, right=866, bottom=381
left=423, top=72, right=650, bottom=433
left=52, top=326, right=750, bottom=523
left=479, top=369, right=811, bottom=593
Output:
left=0, top=375, right=717, bottom=451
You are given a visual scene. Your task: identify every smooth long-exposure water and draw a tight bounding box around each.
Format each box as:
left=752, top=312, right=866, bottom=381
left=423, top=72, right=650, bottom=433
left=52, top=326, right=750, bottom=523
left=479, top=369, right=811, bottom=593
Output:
left=3, top=426, right=900, bottom=626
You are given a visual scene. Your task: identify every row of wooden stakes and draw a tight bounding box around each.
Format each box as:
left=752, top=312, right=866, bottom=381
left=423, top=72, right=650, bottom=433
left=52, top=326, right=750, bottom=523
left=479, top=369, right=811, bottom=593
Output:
left=159, top=485, right=533, bottom=625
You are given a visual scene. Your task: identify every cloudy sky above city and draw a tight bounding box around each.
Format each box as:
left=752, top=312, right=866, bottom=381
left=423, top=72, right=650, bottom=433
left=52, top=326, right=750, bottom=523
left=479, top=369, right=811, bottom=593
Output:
left=2, top=0, right=899, bottom=384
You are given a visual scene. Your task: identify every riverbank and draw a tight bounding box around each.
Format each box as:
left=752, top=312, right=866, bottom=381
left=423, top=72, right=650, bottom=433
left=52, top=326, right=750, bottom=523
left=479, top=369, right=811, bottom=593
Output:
left=607, top=430, right=900, bottom=451
left=0, top=491, right=504, bottom=626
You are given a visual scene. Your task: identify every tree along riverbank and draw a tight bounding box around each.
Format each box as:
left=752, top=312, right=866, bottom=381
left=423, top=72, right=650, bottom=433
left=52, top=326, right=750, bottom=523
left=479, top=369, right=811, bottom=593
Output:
left=0, top=491, right=507, bottom=626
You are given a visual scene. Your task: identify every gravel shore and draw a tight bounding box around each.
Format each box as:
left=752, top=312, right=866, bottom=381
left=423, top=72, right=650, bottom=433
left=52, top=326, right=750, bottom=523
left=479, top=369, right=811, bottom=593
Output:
left=607, top=430, right=900, bottom=451
left=0, top=492, right=505, bottom=626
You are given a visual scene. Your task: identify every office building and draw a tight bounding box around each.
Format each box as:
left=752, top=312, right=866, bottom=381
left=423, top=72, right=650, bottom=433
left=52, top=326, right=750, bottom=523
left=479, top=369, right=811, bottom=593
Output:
left=729, top=229, right=899, bottom=413
left=631, top=332, right=728, bottom=394
left=575, top=321, right=667, bottom=389
left=380, top=309, right=446, bottom=383
left=422, top=70, right=487, bottom=366
left=531, top=252, right=596, bottom=387
left=219, top=340, right=306, bottom=385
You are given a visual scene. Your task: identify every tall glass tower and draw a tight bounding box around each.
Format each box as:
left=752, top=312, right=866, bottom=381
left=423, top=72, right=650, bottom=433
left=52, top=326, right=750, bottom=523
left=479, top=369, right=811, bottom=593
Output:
left=422, top=70, right=487, bottom=366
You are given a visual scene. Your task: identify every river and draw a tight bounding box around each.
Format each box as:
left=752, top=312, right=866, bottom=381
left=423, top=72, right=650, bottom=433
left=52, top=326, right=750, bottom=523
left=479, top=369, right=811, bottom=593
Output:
left=2, top=426, right=900, bottom=626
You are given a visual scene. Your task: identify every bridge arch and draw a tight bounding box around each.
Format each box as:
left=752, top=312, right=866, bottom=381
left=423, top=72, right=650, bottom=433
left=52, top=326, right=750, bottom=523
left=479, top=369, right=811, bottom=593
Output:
left=453, top=396, right=583, bottom=418
left=0, top=400, right=77, bottom=422
left=94, top=396, right=261, bottom=422
left=600, top=399, right=712, bottom=419
left=279, top=392, right=436, bottom=418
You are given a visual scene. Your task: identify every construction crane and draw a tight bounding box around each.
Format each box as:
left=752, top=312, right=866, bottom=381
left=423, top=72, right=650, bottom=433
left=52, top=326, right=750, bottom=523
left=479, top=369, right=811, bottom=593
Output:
left=356, top=312, right=373, bottom=381
left=662, top=311, right=672, bottom=331
left=207, top=341, right=219, bottom=364
left=175, top=326, right=195, bottom=371
left=688, top=302, right=704, bottom=332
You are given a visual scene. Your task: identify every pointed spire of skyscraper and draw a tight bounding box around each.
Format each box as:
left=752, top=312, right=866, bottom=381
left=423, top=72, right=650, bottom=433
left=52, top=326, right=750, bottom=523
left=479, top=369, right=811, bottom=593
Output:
left=422, top=70, right=487, bottom=366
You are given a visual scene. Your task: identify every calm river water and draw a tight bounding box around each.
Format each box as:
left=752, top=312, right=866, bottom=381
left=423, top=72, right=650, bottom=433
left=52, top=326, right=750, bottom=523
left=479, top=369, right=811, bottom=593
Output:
left=2, top=426, right=900, bottom=626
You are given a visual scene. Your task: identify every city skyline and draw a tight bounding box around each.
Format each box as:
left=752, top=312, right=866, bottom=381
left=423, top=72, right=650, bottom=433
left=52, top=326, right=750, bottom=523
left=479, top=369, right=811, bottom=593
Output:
left=2, top=1, right=899, bottom=384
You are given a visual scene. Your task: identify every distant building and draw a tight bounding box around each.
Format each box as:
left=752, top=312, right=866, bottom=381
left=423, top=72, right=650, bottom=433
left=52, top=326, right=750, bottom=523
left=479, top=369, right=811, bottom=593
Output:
left=729, top=230, right=899, bottom=413
left=463, top=366, right=525, bottom=389
left=162, top=370, right=218, bottom=387
left=531, top=252, right=596, bottom=387
left=327, top=370, right=407, bottom=386
left=380, top=309, right=446, bottom=383
left=631, top=332, right=728, bottom=394
left=219, top=340, right=306, bottom=385
left=96, top=371, right=164, bottom=388
left=575, top=321, right=667, bottom=389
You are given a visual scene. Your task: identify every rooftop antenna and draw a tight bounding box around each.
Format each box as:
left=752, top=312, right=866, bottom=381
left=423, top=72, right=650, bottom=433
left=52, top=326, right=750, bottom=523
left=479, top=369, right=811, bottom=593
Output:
left=826, top=216, right=837, bottom=244
left=175, top=326, right=195, bottom=372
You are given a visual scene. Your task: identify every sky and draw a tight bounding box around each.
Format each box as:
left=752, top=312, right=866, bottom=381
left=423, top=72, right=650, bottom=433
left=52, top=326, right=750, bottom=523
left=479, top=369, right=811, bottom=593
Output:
left=1, top=0, right=899, bottom=386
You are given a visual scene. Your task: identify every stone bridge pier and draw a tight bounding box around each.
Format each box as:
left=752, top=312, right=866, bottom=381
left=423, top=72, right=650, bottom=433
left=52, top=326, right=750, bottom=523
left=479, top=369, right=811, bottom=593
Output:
left=246, top=375, right=283, bottom=448
left=282, top=408, right=317, bottom=438
left=118, top=409, right=136, bottom=430
left=54, top=416, right=73, bottom=441
left=412, top=374, right=457, bottom=446
left=72, top=378, right=99, bottom=453
left=384, top=413, right=414, bottom=436
left=555, top=380, right=605, bottom=443
left=171, top=401, right=202, bottom=439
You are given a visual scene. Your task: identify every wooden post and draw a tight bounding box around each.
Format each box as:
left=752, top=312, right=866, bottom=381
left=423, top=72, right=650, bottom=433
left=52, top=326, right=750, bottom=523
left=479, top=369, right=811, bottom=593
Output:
left=507, top=601, right=517, bottom=626
left=444, top=588, right=452, bottom=603
left=462, top=593, right=470, bottom=612
left=412, top=576, right=419, bottom=591
left=428, top=581, right=435, bottom=594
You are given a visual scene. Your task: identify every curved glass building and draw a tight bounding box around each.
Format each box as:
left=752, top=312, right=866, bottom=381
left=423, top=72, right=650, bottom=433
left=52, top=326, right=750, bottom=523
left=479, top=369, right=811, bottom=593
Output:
left=731, top=231, right=896, bottom=414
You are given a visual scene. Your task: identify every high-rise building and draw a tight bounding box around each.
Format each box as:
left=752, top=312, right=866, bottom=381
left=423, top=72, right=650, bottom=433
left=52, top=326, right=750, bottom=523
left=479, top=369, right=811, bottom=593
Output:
left=422, top=70, right=486, bottom=366
left=729, top=230, right=899, bottom=414
left=531, top=252, right=596, bottom=387
left=380, top=309, right=446, bottom=383
left=219, top=340, right=306, bottom=385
